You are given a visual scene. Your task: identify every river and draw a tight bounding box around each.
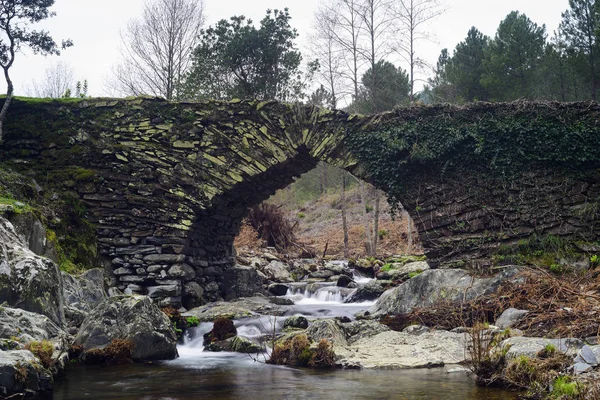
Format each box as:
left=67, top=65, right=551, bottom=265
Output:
left=53, top=272, right=518, bottom=399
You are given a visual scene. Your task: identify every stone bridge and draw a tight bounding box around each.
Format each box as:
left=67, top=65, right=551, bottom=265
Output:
left=3, top=97, right=600, bottom=307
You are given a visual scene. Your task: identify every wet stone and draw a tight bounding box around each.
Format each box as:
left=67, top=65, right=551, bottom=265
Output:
left=113, top=267, right=133, bottom=276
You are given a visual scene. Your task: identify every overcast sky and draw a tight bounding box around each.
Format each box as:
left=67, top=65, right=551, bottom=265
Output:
left=13, top=0, right=570, bottom=97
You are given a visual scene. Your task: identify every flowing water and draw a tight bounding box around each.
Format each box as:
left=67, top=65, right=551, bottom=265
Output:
left=53, top=273, right=518, bottom=399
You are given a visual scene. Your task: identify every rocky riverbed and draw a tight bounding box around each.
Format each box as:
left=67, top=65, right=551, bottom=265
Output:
left=1, top=211, right=600, bottom=398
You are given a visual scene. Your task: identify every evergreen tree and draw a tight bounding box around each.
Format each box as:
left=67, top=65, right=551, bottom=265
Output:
left=481, top=11, right=546, bottom=101
left=446, top=27, right=489, bottom=102
left=182, top=9, right=306, bottom=101
left=559, top=0, right=600, bottom=100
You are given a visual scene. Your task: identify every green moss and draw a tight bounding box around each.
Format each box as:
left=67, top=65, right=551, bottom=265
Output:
left=0, top=197, right=34, bottom=214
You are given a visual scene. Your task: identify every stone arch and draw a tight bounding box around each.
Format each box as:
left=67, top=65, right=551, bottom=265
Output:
left=3, top=98, right=600, bottom=307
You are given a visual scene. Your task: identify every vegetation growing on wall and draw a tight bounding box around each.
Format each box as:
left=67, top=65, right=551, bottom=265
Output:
left=346, top=101, right=600, bottom=209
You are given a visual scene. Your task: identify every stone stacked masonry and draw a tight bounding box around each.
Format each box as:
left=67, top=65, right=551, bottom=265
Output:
left=2, top=98, right=600, bottom=307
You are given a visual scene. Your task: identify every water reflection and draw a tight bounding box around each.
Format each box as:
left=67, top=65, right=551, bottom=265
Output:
left=54, top=357, right=517, bottom=400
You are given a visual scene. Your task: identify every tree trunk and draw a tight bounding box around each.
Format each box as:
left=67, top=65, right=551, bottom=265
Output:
left=372, top=191, right=380, bottom=256
left=341, top=174, right=349, bottom=259
left=406, top=211, right=413, bottom=252
left=360, top=181, right=372, bottom=255
left=0, top=66, right=14, bottom=142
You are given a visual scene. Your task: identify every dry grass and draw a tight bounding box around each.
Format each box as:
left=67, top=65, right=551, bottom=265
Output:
left=25, top=340, right=54, bottom=369
left=84, top=339, right=134, bottom=365
left=381, top=267, right=600, bottom=339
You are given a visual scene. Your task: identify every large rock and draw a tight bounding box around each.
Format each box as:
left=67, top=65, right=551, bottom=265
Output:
left=0, top=307, right=66, bottom=348
left=74, top=295, right=177, bottom=361
left=0, top=217, right=65, bottom=327
left=344, top=280, right=390, bottom=303
left=0, top=350, right=53, bottom=397
left=62, top=268, right=108, bottom=329
left=183, top=297, right=285, bottom=322
left=263, top=261, right=293, bottom=283
left=495, top=308, right=529, bottom=329
left=335, top=329, right=469, bottom=369
left=223, top=265, right=263, bottom=300
left=499, top=337, right=584, bottom=360
left=371, top=267, right=522, bottom=316
left=376, top=261, right=430, bottom=280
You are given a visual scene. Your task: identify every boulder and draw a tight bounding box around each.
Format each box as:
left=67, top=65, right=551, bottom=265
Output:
left=336, top=275, right=353, bottom=288
left=371, top=267, right=522, bottom=316
left=309, top=269, right=335, bottom=280
left=62, top=268, right=108, bottom=328
left=263, top=261, right=293, bottom=283
left=0, top=350, right=53, bottom=397
left=268, top=283, right=289, bottom=296
left=306, top=319, right=347, bottom=346
left=335, top=329, right=468, bottom=369
left=323, top=262, right=346, bottom=275
left=283, top=315, right=309, bottom=329
left=184, top=297, right=285, bottom=322
left=499, top=337, right=584, bottom=360
left=343, top=320, right=390, bottom=344
left=376, top=261, right=430, bottom=280
left=495, top=308, right=529, bottom=329
left=223, top=265, right=263, bottom=300
left=74, top=295, right=177, bottom=361
left=0, top=217, right=65, bottom=327
left=0, top=307, right=67, bottom=349
left=344, top=280, right=390, bottom=303
left=204, top=336, right=262, bottom=353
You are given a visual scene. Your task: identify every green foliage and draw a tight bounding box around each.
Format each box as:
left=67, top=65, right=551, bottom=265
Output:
left=0, top=0, right=73, bottom=140
left=447, top=27, right=490, bottom=102
left=345, top=102, right=600, bottom=213
left=297, top=212, right=306, bottom=219
left=377, top=229, right=388, bottom=240
left=0, top=197, right=34, bottom=214
left=352, top=60, right=410, bottom=113
left=182, top=8, right=307, bottom=101
left=186, top=316, right=200, bottom=327
left=408, top=270, right=423, bottom=279
left=481, top=11, right=546, bottom=101
left=552, top=376, right=579, bottom=398
left=25, top=340, right=54, bottom=369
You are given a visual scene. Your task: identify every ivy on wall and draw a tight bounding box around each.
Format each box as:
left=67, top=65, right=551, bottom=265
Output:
left=345, top=101, right=600, bottom=208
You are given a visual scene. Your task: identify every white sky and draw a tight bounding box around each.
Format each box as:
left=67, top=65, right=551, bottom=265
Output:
left=13, top=0, right=570, bottom=97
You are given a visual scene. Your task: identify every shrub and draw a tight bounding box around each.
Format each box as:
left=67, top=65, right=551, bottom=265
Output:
left=268, top=334, right=335, bottom=368
left=204, top=316, right=236, bottom=343
left=25, top=340, right=54, bottom=369
left=84, top=339, right=134, bottom=365
left=186, top=316, right=200, bottom=327
left=247, top=203, right=297, bottom=251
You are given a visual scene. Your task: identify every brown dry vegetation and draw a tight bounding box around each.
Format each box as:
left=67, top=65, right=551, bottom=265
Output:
left=381, top=268, right=600, bottom=339
left=84, top=339, right=134, bottom=365
left=234, top=186, right=422, bottom=258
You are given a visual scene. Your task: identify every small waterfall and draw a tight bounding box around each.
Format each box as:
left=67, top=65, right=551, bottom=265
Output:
left=352, top=270, right=374, bottom=284
left=285, top=282, right=355, bottom=304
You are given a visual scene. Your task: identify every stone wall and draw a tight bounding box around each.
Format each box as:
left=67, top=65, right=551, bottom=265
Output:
left=3, top=97, right=600, bottom=306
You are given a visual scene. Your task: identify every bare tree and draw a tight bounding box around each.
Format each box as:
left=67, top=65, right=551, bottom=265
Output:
left=392, top=0, right=445, bottom=102
left=319, top=0, right=365, bottom=110
left=357, top=0, right=395, bottom=109
left=25, top=61, right=74, bottom=98
left=110, top=0, right=205, bottom=100
left=310, top=6, right=347, bottom=108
